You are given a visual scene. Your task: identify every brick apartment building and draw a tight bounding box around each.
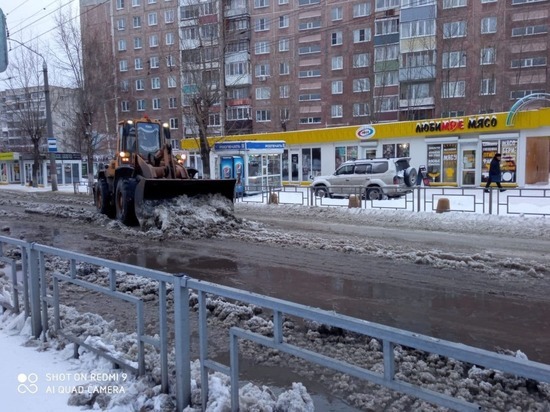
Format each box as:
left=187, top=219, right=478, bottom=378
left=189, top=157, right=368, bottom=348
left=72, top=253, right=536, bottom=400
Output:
left=79, top=0, right=550, bottom=140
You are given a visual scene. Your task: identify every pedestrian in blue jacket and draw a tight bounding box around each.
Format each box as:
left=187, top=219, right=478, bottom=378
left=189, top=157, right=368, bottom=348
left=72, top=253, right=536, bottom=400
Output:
left=484, top=153, right=505, bottom=192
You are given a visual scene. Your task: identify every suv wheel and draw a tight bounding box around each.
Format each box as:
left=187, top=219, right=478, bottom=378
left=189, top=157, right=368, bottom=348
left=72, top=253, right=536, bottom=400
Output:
left=404, top=167, right=418, bottom=187
left=314, top=186, right=329, bottom=198
left=365, top=187, right=382, bottom=201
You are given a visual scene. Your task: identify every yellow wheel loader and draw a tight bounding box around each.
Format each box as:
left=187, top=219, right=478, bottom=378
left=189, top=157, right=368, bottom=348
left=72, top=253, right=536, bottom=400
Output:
left=93, top=117, right=236, bottom=226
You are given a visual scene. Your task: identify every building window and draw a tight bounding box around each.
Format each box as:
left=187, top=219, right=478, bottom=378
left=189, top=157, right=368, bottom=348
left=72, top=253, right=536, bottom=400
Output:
left=298, top=45, right=321, bottom=54
left=254, top=0, right=269, bottom=8
left=443, top=0, right=467, bottom=8
left=116, top=0, right=124, bottom=10
left=149, top=34, right=159, bottom=47
left=353, top=2, right=371, bottom=17
left=170, top=118, right=179, bottom=129
left=298, top=0, right=320, bottom=5
left=279, top=15, right=289, bottom=29
left=279, top=38, right=290, bottom=52
left=137, top=99, right=146, bottom=111
left=119, top=60, right=128, bottom=72
left=299, top=20, right=321, bottom=30
left=331, top=6, right=343, bottom=21
left=480, top=78, right=496, bottom=95
left=227, top=107, right=251, bottom=120
left=134, top=37, right=142, bottom=49
left=255, top=41, right=270, bottom=54
left=510, top=89, right=544, bottom=99
left=352, top=53, right=370, bottom=68
left=148, top=12, right=158, bottom=26
left=166, top=55, right=176, bottom=67
left=136, top=79, right=145, bottom=91
left=353, top=28, right=371, bottom=43
left=480, top=47, right=495, bottom=65
left=167, top=76, right=177, bottom=88
left=279, top=0, right=289, bottom=4
left=332, top=56, right=343, bottom=70
left=166, top=32, right=175, bottom=45
left=510, top=57, right=547, bottom=68
left=402, top=83, right=431, bottom=100
left=133, top=16, right=141, bottom=28
left=299, top=93, right=321, bottom=101
left=331, top=31, right=343, bottom=46
left=152, top=98, right=161, bottom=110
left=353, top=103, right=370, bottom=117
left=121, top=101, right=130, bottom=112
left=377, top=96, right=398, bottom=112
left=135, top=57, right=143, bottom=70
left=443, top=21, right=467, bottom=38
left=118, top=39, right=126, bottom=51
left=132, top=0, right=140, bottom=6
left=375, top=71, right=398, bottom=86
left=255, top=17, right=270, bottom=31
left=279, top=62, right=290, bottom=75
left=280, top=85, right=290, bottom=98
left=481, top=0, right=496, bottom=3
left=151, top=77, right=161, bottom=89
left=117, top=18, right=126, bottom=30
left=298, top=69, right=321, bottom=78
left=169, top=97, right=177, bottom=108
left=353, top=78, right=370, bottom=92
left=120, top=80, right=129, bottom=91
left=375, top=18, right=399, bottom=36
left=256, top=110, right=271, bottom=122
left=255, top=63, right=270, bottom=77
left=481, top=17, right=497, bottom=34
left=331, top=105, right=343, bottom=118
left=255, top=87, right=271, bottom=100
left=511, top=25, right=547, bottom=37
left=441, top=81, right=466, bottom=98
left=332, top=80, right=343, bottom=94
left=442, top=51, right=466, bottom=68
left=165, top=10, right=175, bottom=23
left=401, top=19, right=436, bottom=38
left=374, top=44, right=399, bottom=62
left=150, top=56, right=160, bottom=68
left=299, top=117, right=321, bottom=124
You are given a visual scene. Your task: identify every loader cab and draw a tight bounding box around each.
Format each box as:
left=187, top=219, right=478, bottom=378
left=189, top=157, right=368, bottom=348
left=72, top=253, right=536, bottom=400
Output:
left=120, top=120, right=163, bottom=156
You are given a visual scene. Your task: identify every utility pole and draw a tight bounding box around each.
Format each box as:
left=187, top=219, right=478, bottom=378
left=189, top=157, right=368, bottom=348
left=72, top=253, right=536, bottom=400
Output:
left=219, top=0, right=226, bottom=137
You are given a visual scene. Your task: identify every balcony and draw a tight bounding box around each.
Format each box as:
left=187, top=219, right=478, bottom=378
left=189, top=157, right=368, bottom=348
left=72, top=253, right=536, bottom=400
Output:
left=399, top=65, right=436, bottom=81
left=399, top=97, right=434, bottom=108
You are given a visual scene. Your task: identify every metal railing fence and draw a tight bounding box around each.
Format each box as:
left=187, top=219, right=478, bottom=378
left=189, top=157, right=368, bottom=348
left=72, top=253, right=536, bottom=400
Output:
left=1, top=235, right=550, bottom=412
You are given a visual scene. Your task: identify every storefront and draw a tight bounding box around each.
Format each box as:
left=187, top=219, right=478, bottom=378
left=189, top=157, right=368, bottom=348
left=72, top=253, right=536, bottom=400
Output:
left=0, top=152, right=21, bottom=184
left=181, top=108, right=550, bottom=187
left=18, top=152, right=83, bottom=187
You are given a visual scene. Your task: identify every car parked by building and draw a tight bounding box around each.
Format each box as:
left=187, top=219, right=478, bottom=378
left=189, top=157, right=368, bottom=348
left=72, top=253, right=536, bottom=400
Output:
left=311, top=157, right=417, bottom=200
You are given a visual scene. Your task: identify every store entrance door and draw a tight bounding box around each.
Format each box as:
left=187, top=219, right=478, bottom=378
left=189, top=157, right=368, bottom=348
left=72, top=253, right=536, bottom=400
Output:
left=460, top=146, right=477, bottom=186
left=289, top=151, right=300, bottom=182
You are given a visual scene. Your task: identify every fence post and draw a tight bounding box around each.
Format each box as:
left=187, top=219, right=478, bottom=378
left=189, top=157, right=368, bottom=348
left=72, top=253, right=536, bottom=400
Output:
left=28, top=243, right=42, bottom=339
left=173, top=274, right=191, bottom=411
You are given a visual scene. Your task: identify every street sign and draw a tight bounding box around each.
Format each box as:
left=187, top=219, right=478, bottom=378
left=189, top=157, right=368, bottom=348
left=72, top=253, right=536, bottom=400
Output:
left=47, top=138, right=57, bottom=152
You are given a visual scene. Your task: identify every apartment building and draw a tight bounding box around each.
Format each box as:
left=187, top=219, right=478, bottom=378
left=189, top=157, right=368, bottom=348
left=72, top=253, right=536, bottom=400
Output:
left=80, top=0, right=549, bottom=138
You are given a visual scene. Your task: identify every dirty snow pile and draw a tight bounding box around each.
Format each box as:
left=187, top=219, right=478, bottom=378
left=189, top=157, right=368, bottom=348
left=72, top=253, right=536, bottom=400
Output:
left=2, top=256, right=550, bottom=411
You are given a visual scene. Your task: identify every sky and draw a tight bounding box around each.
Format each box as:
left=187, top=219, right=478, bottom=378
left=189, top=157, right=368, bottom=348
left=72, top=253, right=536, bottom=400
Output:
left=0, top=182, right=550, bottom=411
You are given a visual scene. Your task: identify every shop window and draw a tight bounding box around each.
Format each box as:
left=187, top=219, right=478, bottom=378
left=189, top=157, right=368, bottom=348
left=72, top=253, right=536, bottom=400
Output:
left=335, top=146, right=358, bottom=169
left=481, top=139, right=517, bottom=184
left=302, top=148, right=321, bottom=179
left=426, top=143, right=458, bottom=183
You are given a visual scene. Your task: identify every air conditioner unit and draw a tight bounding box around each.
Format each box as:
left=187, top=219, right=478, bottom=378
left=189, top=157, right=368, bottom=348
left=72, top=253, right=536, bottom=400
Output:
left=258, top=75, right=267, bottom=82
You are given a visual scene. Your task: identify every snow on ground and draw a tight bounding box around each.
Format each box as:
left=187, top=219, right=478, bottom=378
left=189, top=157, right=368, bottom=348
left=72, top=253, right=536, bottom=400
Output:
left=1, top=183, right=550, bottom=411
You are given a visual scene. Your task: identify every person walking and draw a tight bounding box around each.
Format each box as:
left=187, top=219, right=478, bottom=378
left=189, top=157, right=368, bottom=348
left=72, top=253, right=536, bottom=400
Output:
left=484, top=153, right=505, bottom=192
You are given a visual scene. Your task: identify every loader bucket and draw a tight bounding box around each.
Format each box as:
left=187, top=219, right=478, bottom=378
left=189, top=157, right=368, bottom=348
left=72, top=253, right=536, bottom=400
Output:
left=134, top=177, right=237, bottom=226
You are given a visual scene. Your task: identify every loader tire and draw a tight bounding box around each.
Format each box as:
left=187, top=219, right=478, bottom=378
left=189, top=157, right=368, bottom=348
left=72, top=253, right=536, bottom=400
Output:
left=115, top=180, right=138, bottom=226
left=96, top=180, right=115, bottom=218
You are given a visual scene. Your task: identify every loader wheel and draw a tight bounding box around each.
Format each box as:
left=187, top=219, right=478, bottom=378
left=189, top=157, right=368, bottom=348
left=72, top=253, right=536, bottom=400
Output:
left=96, top=181, right=115, bottom=218
left=115, top=180, right=138, bottom=226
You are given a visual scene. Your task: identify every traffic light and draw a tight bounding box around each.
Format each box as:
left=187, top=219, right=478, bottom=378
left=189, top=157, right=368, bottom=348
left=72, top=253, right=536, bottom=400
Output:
left=0, top=8, right=8, bottom=73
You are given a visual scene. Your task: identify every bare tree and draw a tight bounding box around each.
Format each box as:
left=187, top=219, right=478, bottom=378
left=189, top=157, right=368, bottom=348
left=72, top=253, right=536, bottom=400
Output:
left=3, top=44, right=47, bottom=187
left=52, top=6, right=116, bottom=187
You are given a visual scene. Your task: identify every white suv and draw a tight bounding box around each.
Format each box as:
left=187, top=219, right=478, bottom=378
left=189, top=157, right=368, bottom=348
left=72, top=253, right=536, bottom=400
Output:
left=311, top=157, right=417, bottom=200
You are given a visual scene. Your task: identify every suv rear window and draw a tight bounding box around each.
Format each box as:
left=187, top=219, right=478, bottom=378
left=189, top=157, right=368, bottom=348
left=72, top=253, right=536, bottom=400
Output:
left=371, top=162, right=388, bottom=174
left=394, top=159, right=410, bottom=172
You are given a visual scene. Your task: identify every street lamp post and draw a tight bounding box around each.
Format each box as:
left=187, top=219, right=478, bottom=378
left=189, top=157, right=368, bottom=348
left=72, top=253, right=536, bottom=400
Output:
left=8, top=38, right=58, bottom=191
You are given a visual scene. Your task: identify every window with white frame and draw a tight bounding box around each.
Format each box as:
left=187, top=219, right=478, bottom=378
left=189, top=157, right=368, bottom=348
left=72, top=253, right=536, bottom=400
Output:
left=443, top=0, right=467, bottom=8
left=443, top=21, right=467, bottom=38
left=331, top=105, right=343, bottom=118
left=166, top=55, right=175, bottom=67
left=256, top=110, right=271, bottom=122
left=226, top=61, right=247, bottom=75
left=298, top=0, right=320, bottom=5
left=149, top=34, right=159, bottom=47
left=331, top=6, right=343, bottom=21
left=200, top=24, right=218, bottom=38
left=254, top=0, right=268, bottom=8
left=133, top=16, right=141, bottom=28
left=209, top=113, right=221, bottom=127
left=441, top=81, right=466, bottom=98
left=480, top=78, right=496, bottom=95
left=279, top=0, right=289, bottom=4
left=151, top=77, right=161, bottom=89
left=137, top=99, right=146, bottom=111
left=255, top=17, right=269, bottom=31
left=299, top=44, right=321, bottom=54
left=150, top=56, right=160, bottom=68
left=118, top=60, right=128, bottom=72
left=481, top=17, right=497, bottom=34
left=298, top=69, right=321, bottom=78
left=165, top=32, right=175, bottom=45
left=374, top=44, right=399, bottom=62
left=165, top=10, right=175, bottom=23
left=279, top=38, right=289, bottom=52
left=120, top=80, right=129, bottom=91
left=134, top=37, right=142, bottom=49
left=116, top=0, right=124, bottom=9
left=375, top=0, right=399, bottom=10
left=117, top=18, right=126, bottom=30
left=118, top=39, right=127, bottom=51
left=375, top=18, right=398, bottom=35
left=200, top=2, right=216, bottom=16
left=135, top=58, right=143, bottom=70
left=148, top=12, right=157, bottom=25
left=512, top=25, right=547, bottom=37
left=299, top=93, right=321, bottom=101
left=136, top=79, right=145, bottom=90
left=167, top=75, right=177, bottom=88
left=169, top=118, right=179, bottom=129
left=132, top=0, right=140, bottom=6
left=401, top=19, right=436, bottom=38
left=299, top=117, right=321, bottom=124
left=280, top=85, right=290, bottom=98
left=353, top=2, right=371, bottom=17
left=332, top=56, right=343, bottom=70
left=279, top=62, right=290, bottom=75
left=279, top=15, right=289, bottom=28
left=480, top=47, right=496, bottom=65
left=148, top=0, right=157, bottom=4
left=401, top=0, right=435, bottom=6
left=374, top=70, right=398, bottom=86
left=255, top=63, right=270, bottom=76
left=511, top=0, right=545, bottom=4
left=403, top=83, right=431, bottom=100
left=353, top=103, right=370, bottom=117
left=352, top=53, right=370, bottom=68
left=353, top=78, right=370, bottom=92
left=255, top=87, right=271, bottom=99
left=299, top=20, right=321, bottom=30
left=121, top=101, right=130, bottom=112
left=331, top=31, right=343, bottom=46
left=169, top=97, right=177, bottom=108
left=181, top=27, right=197, bottom=40
left=442, top=51, right=466, bottom=68
left=353, top=28, right=371, bottom=43
left=332, top=80, right=343, bottom=94
left=152, top=98, right=161, bottom=110
left=377, top=96, right=398, bottom=111
left=511, top=56, right=547, bottom=68
left=255, top=41, right=270, bottom=54
left=481, top=0, right=496, bottom=3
